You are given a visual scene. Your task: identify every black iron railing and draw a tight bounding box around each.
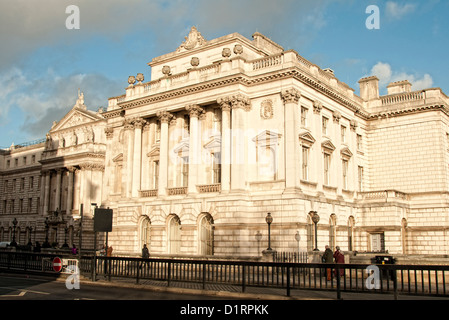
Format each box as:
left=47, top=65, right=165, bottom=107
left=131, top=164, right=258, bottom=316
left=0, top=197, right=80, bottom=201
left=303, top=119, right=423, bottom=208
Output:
left=1, top=251, right=449, bottom=299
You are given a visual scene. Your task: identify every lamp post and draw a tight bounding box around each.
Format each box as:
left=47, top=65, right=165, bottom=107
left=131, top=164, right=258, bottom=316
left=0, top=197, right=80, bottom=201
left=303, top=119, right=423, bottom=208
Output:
left=27, top=226, right=33, bottom=247
left=311, top=211, right=320, bottom=251
left=265, top=213, right=273, bottom=251
left=10, top=218, right=18, bottom=247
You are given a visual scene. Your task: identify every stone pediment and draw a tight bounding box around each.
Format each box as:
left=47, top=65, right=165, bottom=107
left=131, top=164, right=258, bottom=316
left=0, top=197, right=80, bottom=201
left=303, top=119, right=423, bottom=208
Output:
left=298, top=131, right=316, bottom=145
left=51, top=108, right=103, bottom=133
left=321, top=139, right=336, bottom=152
left=252, top=130, right=282, bottom=147
left=340, top=147, right=353, bottom=159
left=203, top=134, right=221, bottom=153
left=173, top=138, right=189, bottom=157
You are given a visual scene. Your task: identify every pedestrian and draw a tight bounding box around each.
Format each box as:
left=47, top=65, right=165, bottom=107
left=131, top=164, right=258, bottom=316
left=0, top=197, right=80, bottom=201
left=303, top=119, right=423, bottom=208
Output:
left=107, top=245, right=113, bottom=257
left=333, top=246, right=345, bottom=277
left=322, top=245, right=333, bottom=280
left=142, top=244, right=149, bottom=259
left=71, top=244, right=78, bottom=255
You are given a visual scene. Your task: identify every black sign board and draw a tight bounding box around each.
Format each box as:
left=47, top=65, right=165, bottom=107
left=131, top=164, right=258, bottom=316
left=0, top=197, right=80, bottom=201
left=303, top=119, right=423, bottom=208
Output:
left=94, top=208, right=113, bottom=232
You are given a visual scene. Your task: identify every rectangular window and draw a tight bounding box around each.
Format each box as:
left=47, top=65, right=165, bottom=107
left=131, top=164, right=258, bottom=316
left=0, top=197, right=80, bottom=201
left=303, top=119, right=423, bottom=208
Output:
left=19, top=199, right=24, bottom=213
left=300, top=107, right=308, bottom=127
left=32, top=155, right=36, bottom=163
left=21, top=177, right=25, bottom=191
left=181, top=157, right=189, bottom=187
left=153, top=161, right=159, bottom=189
left=23, top=156, right=27, bottom=165
left=6, top=160, right=10, bottom=168
left=15, top=158, right=18, bottom=167
left=302, top=146, right=309, bottom=180
left=358, top=166, right=364, bottom=192
left=29, top=176, right=34, bottom=190
left=341, top=126, right=346, bottom=143
left=28, top=198, right=33, bottom=213
left=323, top=153, right=331, bottom=185
left=213, top=153, right=221, bottom=184
left=322, top=116, right=328, bottom=135
left=342, top=159, right=348, bottom=189
left=371, top=233, right=385, bottom=252
left=357, top=134, right=363, bottom=150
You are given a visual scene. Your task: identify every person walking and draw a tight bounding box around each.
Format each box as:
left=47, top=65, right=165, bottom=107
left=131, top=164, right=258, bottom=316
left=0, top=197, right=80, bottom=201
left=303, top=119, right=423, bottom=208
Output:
left=333, top=246, right=345, bottom=277
left=142, top=244, right=150, bottom=259
left=322, top=245, right=333, bottom=280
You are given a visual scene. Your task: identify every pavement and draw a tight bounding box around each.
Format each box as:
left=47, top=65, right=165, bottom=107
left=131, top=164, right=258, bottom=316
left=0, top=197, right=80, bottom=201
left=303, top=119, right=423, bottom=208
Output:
left=62, top=273, right=449, bottom=301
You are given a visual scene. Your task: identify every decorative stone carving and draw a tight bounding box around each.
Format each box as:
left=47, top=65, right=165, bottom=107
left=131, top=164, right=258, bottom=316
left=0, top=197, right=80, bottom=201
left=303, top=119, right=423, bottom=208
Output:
left=217, top=97, right=232, bottom=111
left=105, top=127, right=114, bottom=139
left=185, top=104, right=205, bottom=118
left=74, top=91, right=86, bottom=110
left=70, top=131, right=78, bottom=146
left=45, top=133, right=53, bottom=150
left=162, top=66, right=171, bottom=76
left=313, top=100, right=323, bottom=114
left=234, top=44, right=243, bottom=55
left=123, top=118, right=135, bottom=130
left=156, top=110, right=174, bottom=123
left=136, top=73, right=144, bottom=83
left=190, top=57, right=200, bottom=67
left=222, top=48, right=231, bottom=58
left=177, top=26, right=207, bottom=52
left=260, top=99, right=274, bottom=119
left=332, top=110, right=341, bottom=123
left=350, top=119, right=358, bottom=131
left=281, top=88, right=301, bottom=104
left=128, top=76, right=136, bottom=86
left=132, top=117, right=147, bottom=129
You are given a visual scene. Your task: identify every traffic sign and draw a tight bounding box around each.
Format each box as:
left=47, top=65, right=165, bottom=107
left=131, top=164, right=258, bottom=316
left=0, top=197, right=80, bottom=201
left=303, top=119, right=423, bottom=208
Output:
left=53, top=257, right=62, bottom=272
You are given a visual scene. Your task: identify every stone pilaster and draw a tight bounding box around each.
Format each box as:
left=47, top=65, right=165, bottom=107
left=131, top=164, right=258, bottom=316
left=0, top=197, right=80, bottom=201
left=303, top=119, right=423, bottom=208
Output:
left=156, top=111, right=174, bottom=196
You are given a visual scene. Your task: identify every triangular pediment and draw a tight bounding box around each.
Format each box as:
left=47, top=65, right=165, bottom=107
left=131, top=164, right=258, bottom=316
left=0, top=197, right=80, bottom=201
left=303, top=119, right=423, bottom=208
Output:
left=51, top=108, right=103, bottom=133
left=252, top=130, right=282, bottom=146
left=204, top=134, right=221, bottom=152
left=147, top=145, right=160, bottom=158
left=173, top=138, right=189, bottom=157
left=112, top=153, right=123, bottom=163
left=298, top=131, right=316, bottom=145
left=340, top=146, right=353, bottom=159
left=321, top=139, right=336, bottom=152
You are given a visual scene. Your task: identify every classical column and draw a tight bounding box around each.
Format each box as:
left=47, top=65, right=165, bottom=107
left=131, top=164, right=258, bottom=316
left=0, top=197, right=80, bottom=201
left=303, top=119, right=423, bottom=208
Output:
left=66, top=167, right=75, bottom=215
left=313, top=100, right=324, bottom=190
left=228, top=94, right=251, bottom=191
left=43, top=170, right=51, bottom=215
left=132, top=118, right=146, bottom=198
left=124, top=118, right=135, bottom=198
left=185, top=104, right=204, bottom=194
left=54, top=169, right=63, bottom=212
left=281, top=88, right=301, bottom=190
left=156, top=110, right=174, bottom=196
left=217, top=97, right=231, bottom=192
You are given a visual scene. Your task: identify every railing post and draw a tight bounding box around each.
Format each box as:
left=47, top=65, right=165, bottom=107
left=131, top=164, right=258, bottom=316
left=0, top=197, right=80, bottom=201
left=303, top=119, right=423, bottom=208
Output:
left=336, top=265, right=342, bottom=300
left=202, top=262, right=206, bottom=290
left=393, top=268, right=398, bottom=300
left=167, top=261, right=171, bottom=287
left=286, top=265, right=291, bottom=297
left=242, top=264, right=246, bottom=293
left=136, top=260, right=141, bottom=284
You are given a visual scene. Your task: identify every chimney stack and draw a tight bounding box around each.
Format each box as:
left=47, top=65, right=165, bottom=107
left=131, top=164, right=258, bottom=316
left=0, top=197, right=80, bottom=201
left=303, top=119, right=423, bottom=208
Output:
left=358, top=76, right=379, bottom=101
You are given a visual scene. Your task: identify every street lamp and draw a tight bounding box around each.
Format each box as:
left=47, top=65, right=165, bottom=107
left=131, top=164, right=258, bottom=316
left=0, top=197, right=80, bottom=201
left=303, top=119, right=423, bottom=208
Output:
left=43, top=217, right=50, bottom=248
left=27, top=226, right=33, bottom=247
left=311, top=211, right=320, bottom=251
left=265, top=213, right=273, bottom=251
left=10, top=218, right=18, bottom=247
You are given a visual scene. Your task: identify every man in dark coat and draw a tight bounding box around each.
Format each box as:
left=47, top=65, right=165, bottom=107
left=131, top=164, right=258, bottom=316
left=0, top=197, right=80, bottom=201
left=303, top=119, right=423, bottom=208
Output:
left=322, top=245, right=333, bottom=280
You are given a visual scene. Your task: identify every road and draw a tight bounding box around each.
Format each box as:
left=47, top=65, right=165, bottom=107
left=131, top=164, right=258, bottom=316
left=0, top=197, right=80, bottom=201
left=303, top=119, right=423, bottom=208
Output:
left=0, top=273, right=234, bottom=300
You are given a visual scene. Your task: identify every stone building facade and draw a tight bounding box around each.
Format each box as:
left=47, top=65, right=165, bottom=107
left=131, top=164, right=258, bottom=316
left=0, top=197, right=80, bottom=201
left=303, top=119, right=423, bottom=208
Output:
left=1, top=27, right=449, bottom=257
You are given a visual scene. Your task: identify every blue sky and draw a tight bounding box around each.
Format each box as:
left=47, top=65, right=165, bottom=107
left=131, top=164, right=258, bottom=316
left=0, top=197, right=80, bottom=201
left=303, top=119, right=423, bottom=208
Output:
left=0, top=0, right=447, bottom=148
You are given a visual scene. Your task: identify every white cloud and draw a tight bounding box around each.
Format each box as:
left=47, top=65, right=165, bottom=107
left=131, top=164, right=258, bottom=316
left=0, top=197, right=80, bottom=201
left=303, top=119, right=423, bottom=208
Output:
left=385, top=1, right=416, bottom=20
left=0, top=66, right=121, bottom=137
left=370, top=62, right=433, bottom=92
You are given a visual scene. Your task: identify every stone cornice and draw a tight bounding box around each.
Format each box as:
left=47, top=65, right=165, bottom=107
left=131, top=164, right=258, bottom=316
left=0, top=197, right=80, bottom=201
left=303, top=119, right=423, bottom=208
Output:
left=367, top=104, right=448, bottom=120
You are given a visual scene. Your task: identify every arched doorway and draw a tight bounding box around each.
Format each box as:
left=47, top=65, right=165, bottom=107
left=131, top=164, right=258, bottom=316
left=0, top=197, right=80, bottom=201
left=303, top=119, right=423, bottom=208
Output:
left=167, top=214, right=181, bottom=254
left=140, top=216, right=151, bottom=251
left=198, top=213, right=214, bottom=256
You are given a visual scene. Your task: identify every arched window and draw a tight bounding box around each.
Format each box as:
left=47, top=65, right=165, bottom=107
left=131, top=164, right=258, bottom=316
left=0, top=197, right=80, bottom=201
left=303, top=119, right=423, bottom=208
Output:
left=140, top=216, right=151, bottom=250
left=168, top=215, right=181, bottom=254
left=199, top=213, right=214, bottom=256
